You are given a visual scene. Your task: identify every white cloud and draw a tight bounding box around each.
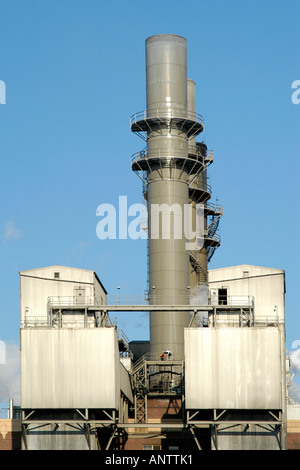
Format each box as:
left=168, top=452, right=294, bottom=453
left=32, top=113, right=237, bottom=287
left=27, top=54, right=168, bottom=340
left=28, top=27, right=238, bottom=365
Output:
left=3, top=221, right=23, bottom=241
left=287, top=348, right=300, bottom=404
left=289, top=348, right=300, bottom=374
left=0, top=343, right=20, bottom=405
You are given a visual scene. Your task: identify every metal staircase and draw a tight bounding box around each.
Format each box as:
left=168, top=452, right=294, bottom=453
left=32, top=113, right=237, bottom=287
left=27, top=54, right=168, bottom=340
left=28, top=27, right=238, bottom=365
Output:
left=131, top=354, right=184, bottom=424
left=189, top=250, right=207, bottom=284
left=132, top=355, right=148, bottom=424
left=206, top=208, right=222, bottom=262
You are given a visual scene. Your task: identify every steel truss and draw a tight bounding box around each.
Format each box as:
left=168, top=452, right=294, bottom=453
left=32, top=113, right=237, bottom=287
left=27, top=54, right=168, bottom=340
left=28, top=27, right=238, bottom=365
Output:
left=186, top=409, right=285, bottom=450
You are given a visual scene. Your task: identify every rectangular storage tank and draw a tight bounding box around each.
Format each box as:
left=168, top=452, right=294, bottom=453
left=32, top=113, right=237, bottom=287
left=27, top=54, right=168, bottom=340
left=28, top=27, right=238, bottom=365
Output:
left=184, top=327, right=283, bottom=410
left=21, top=327, right=120, bottom=409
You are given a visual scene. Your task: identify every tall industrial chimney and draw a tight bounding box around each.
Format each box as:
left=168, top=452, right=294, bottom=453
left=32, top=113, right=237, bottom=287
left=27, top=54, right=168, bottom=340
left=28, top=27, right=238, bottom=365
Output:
left=131, top=34, right=205, bottom=360
left=187, top=78, right=222, bottom=314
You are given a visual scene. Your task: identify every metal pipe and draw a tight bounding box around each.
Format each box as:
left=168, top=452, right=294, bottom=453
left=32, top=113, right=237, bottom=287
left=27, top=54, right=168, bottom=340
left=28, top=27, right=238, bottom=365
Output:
left=9, top=398, right=13, bottom=419
left=187, top=79, right=196, bottom=152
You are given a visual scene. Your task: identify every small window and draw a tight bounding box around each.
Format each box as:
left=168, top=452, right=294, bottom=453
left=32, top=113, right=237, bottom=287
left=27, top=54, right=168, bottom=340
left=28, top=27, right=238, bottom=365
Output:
left=218, top=288, right=227, bottom=305
left=54, top=272, right=60, bottom=279
left=243, top=271, right=249, bottom=278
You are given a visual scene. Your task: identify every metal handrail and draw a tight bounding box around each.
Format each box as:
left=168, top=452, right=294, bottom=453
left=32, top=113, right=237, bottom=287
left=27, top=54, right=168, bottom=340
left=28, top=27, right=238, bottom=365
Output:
left=46, top=294, right=254, bottom=307
left=205, top=150, right=214, bottom=161
left=21, top=316, right=131, bottom=344
left=189, top=179, right=211, bottom=194
left=210, top=296, right=255, bottom=307
left=188, top=146, right=214, bottom=160
left=0, top=407, right=22, bottom=420
left=22, top=297, right=255, bottom=331
left=205, top=202, right=223, bottom=215
left=106, top=295, right=149, bottom=305
left=47, top=296, right=96, bottom=307
left=254, top=316, right=279, bottom=324
left=206, top=232, right=221, bottom=243
left=21, top=317, right=95, bottom=328
left=131, top=150, right=204, bottom=166
left=130, top=109, right=204, bottom=127
left=117, top=328, right=130, bottom=346
left=131, top=148, right=213, bottom=167
left=132, top=352, right=183, bottom=374
left=21, top=317, right=50, bottom=327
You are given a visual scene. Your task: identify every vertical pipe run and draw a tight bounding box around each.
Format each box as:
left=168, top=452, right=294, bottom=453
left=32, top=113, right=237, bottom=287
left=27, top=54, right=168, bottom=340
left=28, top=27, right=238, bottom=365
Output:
left=9, top=398, right=13, bottom=419
left=187, top=79, right=209, bottom=310
left=187, top=79, right=196, bottom=153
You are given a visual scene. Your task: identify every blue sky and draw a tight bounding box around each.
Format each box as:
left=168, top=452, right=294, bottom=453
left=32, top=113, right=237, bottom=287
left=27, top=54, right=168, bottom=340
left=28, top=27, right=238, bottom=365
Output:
left=0, top=0, right=299, bottom=405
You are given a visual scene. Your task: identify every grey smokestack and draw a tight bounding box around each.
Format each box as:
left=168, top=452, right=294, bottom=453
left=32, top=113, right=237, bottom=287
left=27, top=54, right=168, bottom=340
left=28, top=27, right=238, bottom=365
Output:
left=131, top=34, right=204, bottom=359
left=146, top=35, right=189, bottom=360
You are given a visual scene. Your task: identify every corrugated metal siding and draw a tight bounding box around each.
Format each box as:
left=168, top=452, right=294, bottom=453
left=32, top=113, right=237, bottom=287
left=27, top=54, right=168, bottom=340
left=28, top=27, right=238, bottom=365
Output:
left=288, top=405, right=300, bottom=420
left=213, top=424, right=281, bottom=450
left=208, top=265, right=285, bottom=322
left=20, top=266, right=106, bottom=322
left=184, top=327, right=282, bottom=410
left=120, top=362, right=133, bottom=403
left=21, top=328, right=120, bottom=409
left=24, top=423, right=94, bottom=450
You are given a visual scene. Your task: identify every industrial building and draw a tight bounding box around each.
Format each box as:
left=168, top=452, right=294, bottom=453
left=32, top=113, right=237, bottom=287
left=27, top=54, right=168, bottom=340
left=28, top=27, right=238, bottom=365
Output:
left=19, top=34, right=290, bottom=451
